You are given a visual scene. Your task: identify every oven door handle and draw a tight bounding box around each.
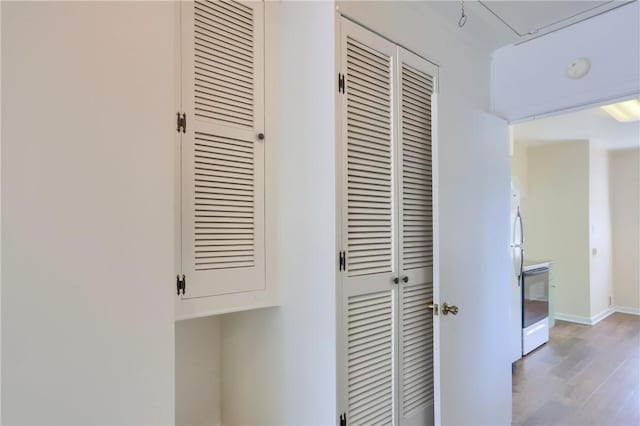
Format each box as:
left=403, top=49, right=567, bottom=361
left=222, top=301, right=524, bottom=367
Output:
left=523, top=267, right=550, bottom=276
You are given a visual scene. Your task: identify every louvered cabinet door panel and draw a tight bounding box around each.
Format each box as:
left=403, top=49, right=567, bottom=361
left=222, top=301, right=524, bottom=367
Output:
left=398, top=278, right=434, bottom=425
left=193, top=0, right=257, bottom=129
left=400, top=63, right=433, bottom=271
left=347, top=290, right=394, bottom=426
left=397, top=50, right=436, bottom=426
left=181, top=0, right=265, bottom=299
left=338, top=19, right=398, bottom=426
left=345, top=36, right=394, bottom=278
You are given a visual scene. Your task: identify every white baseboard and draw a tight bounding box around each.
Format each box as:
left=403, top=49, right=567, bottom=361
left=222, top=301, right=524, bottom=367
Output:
left=591, top=308, right=615, bottom=325
left=554, top=312, right=592, bottom=325
left=555, top=306, right=638, bottom=326
left=615, top=306, right=640, bottom=315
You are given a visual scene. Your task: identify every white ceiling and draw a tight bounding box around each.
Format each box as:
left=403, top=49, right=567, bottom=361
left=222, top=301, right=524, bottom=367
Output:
left=513, top=105, right=640, bottom=150
left=421, top=0, right=635, bottom=50
left=416, top=1, right=640, bottom=149
left=480, top=1, right=623, bottom=37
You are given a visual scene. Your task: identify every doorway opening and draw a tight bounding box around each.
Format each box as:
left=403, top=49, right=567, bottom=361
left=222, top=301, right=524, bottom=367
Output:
left=509, top=101, right=640, bottom=425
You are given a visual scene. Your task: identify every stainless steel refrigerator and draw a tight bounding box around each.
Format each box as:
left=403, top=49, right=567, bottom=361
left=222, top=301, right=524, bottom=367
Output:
left=510, top=183, right=523, bottom=363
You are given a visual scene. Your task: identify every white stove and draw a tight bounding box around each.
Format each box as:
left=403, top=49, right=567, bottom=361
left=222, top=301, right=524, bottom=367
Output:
left=521, top=263, right=550, bottom=355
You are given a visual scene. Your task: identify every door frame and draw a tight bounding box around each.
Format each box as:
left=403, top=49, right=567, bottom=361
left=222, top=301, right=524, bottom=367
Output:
left=334, top=12, right=442, bottom=425
left=431, top=89, right=441, bottom=426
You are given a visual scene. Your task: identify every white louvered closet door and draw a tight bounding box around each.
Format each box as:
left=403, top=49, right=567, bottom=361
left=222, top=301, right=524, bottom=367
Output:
left=339, top=20, right=398, bottom=426
left=180, top=0, right=265, bottom=299
left=397, top=48, right=437, bottom=426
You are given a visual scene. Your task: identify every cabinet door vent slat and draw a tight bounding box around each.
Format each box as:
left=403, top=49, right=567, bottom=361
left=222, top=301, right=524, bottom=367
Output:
left=193, top=131, right=255, bottom=271
left=401, top=63, right=434, bottom=271
left=346, top=37, right=393, bottom=278
left=347, top=290, right=394, bottom=426
left=193, top=0, right=254, bottom=129
left=401, top=283, right=434, bottom=417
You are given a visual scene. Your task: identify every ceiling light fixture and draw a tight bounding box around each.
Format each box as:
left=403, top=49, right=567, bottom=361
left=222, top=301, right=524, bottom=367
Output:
left=601, top=99, right=640, bottom=122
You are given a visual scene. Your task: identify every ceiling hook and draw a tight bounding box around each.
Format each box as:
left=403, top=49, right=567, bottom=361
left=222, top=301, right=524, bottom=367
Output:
left=458, top=0, right=467, bottom=28
left=458, top=13, right=467, bottom=27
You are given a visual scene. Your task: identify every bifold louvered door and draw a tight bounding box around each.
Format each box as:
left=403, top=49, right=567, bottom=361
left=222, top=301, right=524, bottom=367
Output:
left=180, top=0, right=265, bottom=299
left=397, top=48, right=436, bottom=426
left=338, top=18, right=437, bottom=426
left=339, top=20, right=398, bottom=426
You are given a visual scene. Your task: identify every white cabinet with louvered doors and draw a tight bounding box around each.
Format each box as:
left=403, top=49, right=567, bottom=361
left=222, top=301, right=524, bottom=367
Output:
left=337, top=18, right=438, bottom=426
left=177, top=0, right=273, bottom=319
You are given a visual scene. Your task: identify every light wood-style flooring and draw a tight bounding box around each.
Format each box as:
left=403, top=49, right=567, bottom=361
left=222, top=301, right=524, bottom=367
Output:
left=513, top=313, right=640, bottom=426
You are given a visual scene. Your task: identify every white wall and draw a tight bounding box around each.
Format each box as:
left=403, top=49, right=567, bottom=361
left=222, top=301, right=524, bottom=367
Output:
left=0, top=2, right=3, bottom=419
left=220, top=2, right=337, bottom=424
left=176, top=317, right=221, bottom=426
left=2, top=2, right=176, bottom=424
left=492, top=1, right=640, bottom=122
left=511, top=140, right=529, bottom=216
left=336, top=2, right=512, bottom=425
left=589, top=144, right=613, bottom=317
left=609, top=148, right=640, bottom=313
left=513, top=139, right=636, bottom=322
left=521, top=141, right=591, bottom=319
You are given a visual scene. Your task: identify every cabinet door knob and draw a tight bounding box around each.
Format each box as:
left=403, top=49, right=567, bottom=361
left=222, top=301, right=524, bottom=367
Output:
left=402, top=276, right=409, bottom=283
left=392, top=277, right=399, bottom=285
left=258, top=132, right=265, bottom=140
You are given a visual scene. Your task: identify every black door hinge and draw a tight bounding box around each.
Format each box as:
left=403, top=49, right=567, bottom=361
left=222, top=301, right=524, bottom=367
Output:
left=338, top=73, right=345, bottom=94
left=339, top=251, right=346, bottom=271
left=176, top=112, right=186, bottom=133
left=176, top=274, right=186, bottom=295
left=339, top=413, right=347, bottom=426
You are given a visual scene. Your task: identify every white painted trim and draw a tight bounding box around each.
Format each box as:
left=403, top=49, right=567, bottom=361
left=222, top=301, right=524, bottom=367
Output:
left=590, top=308, right=615, bottom=325
left=554, top=312, right=592, bottom=325
left=334, top=10, right=346, bottom=422
left=173, top=0, right=182, bottom=320
left=507, top=91, right=640, bottom=124
left=431, top=91, right=441, bottom=426
left=615, top=306, right=640, bottom=316
left=175, top=290, right=277, bottom=321
left=0, top=2, right=3, bottom=419
left=263, top=0, right=281, bottom=316
left=555, top=307, right=618, bottom=326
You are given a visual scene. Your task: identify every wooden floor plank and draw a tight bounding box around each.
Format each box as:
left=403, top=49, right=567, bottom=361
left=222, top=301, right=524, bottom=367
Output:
left=513, top=313, right=640, bottom=426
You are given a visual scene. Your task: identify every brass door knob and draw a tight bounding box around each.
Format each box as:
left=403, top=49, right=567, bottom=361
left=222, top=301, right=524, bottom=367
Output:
left=442, top=303, right=459, bottom=315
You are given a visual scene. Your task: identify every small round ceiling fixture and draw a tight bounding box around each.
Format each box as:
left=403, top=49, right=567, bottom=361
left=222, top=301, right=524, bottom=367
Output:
left=566, top=57, right=591, bottom=79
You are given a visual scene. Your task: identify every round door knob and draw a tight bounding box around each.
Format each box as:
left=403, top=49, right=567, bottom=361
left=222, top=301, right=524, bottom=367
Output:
left=392, top=277, right=399, bottom=285
left=402, top=276, right=409, bottom=283
left=258, top=132, right=265, bottom=140
left=442, top=303, right=459, bottom=315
